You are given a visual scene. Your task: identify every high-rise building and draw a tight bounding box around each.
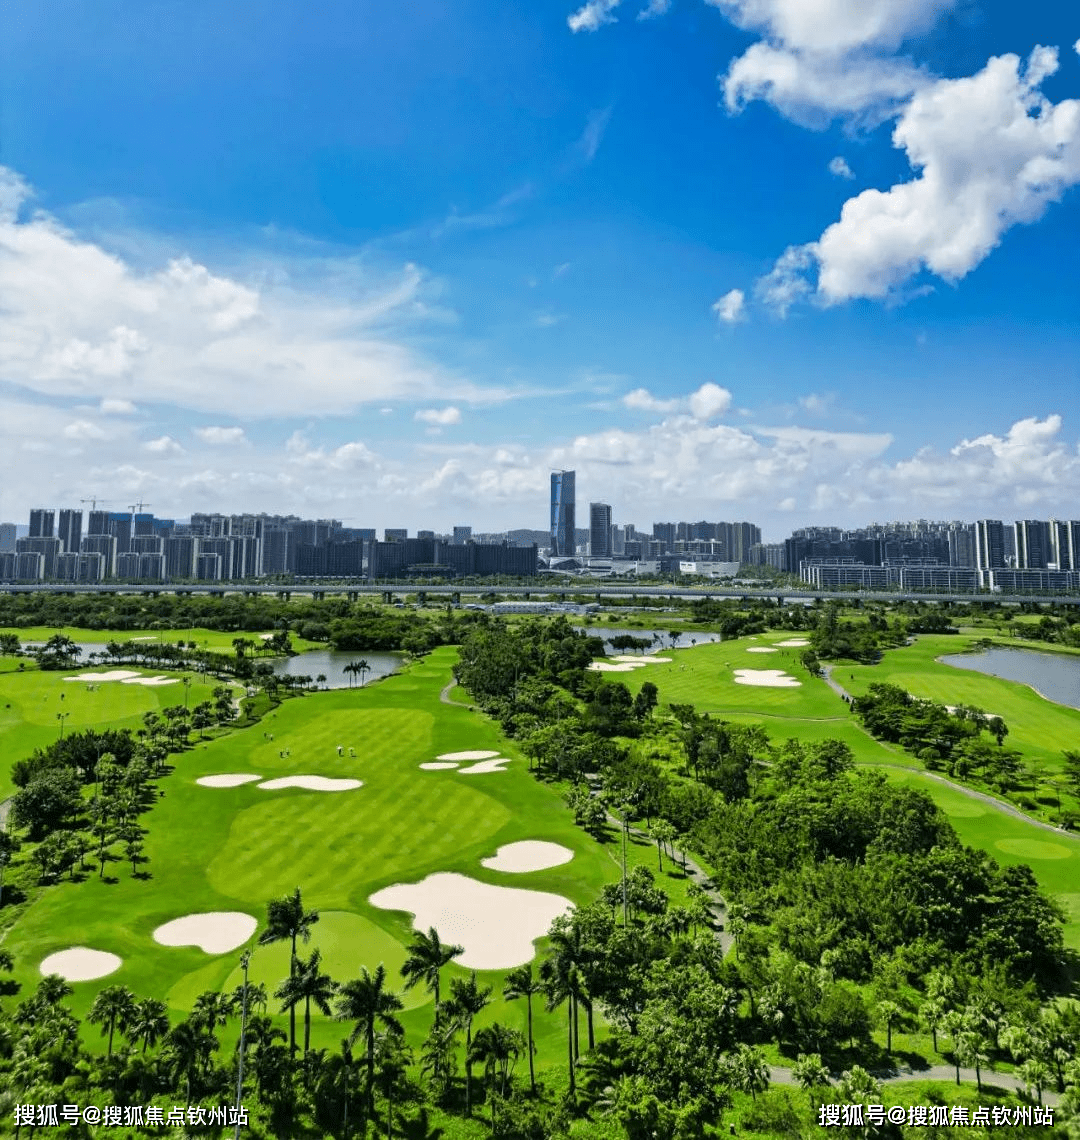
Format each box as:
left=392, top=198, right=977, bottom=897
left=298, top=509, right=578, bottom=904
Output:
left=1014, top=520, right=1051, bottom=569
left=0, top=523, right=15, bottom=554
left=1050, top=520, right=1080, bottom=571
left=384, top=528, right=408, bottom=543
left=29, top=509, right=55, bottom=538
left=57, top=509, right=82, bottom=554
left=550, top=471, right=576, bottom=557
left=452, top=526, right=472, bottom=545
left=589, top=502, right=612, bottom=557
left=974, top=520, right=1006, bottom=572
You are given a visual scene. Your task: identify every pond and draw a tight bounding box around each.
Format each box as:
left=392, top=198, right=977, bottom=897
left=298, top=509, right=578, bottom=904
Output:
left=939, top=647, right=1080, bottom=711
left=573, top=626, right=725, bottom=652
left=270, top=649, right=405, bottom=689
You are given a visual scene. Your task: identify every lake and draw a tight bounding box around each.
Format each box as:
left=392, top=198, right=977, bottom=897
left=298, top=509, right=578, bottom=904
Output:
left=573, top=626, right=725, bottom=652
left=270, top=649, right=405, bottom=689
left=939, top=647, right=1080, bottom=711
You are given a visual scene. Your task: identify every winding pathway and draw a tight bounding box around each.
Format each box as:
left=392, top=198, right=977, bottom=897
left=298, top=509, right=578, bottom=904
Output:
left=821, top=668, right=1073, bottom=838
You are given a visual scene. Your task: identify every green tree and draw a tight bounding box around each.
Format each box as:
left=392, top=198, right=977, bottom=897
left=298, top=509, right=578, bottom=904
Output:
left=259, top=886, right=320, bottom=1056
left=446, top=971, right=492, bottom=1117
left=335, top=964, right=405, bottom=1120
left=503, top=964, right=542, bottom=1094
left=128, top=997, right=170, bottom=1054
left=400, top=926, right=463, bottom=1031
left=87, top=985, right=136, bottom=1057
left=791, top=1053, right=830, bottom=1108
left=278, top=948, right=337, bottom=1059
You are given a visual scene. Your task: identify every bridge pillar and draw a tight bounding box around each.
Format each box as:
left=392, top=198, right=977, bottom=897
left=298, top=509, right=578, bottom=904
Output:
left=347, top=591, right=358, bottom=603
left=596, top=592, right=602, bottom=604
left=452, top=592, right=460, bottom=605
left=382, top=591, right=393, bottom=604
left=418, top=591, right=427, bottom=605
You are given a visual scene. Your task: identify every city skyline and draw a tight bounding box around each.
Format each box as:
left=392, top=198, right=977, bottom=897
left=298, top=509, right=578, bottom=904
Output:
left=1, top=3, right=1079, bottom=532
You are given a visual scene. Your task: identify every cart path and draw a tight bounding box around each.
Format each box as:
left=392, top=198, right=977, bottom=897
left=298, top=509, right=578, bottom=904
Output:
left=822, top=668, right=1073, bottom=838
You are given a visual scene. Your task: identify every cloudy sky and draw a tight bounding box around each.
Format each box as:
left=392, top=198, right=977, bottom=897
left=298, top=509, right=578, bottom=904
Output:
left=1, top=0, right=1079, bottom=540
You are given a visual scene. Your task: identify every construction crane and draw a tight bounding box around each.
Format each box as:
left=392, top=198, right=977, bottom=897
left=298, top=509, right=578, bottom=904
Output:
left=79, top=497, right=111, bottom=511
left=128, top=501, right=152, bottom=515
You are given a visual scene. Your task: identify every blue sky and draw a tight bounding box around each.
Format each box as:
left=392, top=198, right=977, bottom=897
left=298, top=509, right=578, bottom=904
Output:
left=1, top=0, right=1078, bottom=538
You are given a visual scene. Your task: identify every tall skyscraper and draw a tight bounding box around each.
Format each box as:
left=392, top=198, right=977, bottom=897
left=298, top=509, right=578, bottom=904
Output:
left=589, top=502, right=612, bottom=557
left=452, top=526, right=472, bottom=545
left=974, top=520, right=1006, bottom=571
left=57, top=509, right=83, bottom=554
left=29, top=509, right=55, bottom=538
left=1014, top=520, right=1051, bottom=569
left=550, top=471, right=576, bottom=557
left=0, top=523, right=15, bottom=554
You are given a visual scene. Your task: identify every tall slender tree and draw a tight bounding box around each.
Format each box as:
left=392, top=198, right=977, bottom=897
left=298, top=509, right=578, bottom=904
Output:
left=446, top=972, right=492, bottom=1116
left=87, top=985, right=135, bottom=1058
left=259, top=887, right=320, bottom=1055
left=400, top=926, right=463, bottom=1031
left=335, top=964, right=405, bottom=1119
left=503, top=964, right=541, bottom=1094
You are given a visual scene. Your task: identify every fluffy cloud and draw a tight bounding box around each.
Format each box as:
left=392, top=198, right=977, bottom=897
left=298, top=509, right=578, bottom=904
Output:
left=715, top=0, right=950, bottom=123
left=195, top=426, right=247, bottom=444
left=712, top=288, right=746, bottom=323
left=414, top=406, right=462, bottom=426
left=0, top=166, right=506, bottom=418
left=99, top=397, right=137, bottom=415
left=623, top=387, right=681, bottom=412
left=689, top=382, right=733, bottom=420
left=828, top=156, right=855, bottom=179
left=638, top=0, right=671, bottom=18
left=758, top=48, right=1080, bottom=307
left=568, top=0, right=622, bottom=32
left=143, top=435, right=184, bottom=454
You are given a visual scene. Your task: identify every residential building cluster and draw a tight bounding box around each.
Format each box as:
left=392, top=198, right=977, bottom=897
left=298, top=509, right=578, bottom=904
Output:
left=0, top=508, right=537, bottom=583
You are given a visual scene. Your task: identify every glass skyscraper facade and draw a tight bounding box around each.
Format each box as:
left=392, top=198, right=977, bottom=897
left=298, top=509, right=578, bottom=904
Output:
left=550, top=470, right=576, bottom=557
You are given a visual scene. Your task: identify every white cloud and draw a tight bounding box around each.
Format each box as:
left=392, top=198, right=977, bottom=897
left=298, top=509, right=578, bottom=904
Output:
left=99, top=397, right=137, bottom=415
left=568, top=0, right=623, bottom=32
left=707, top=0, right=949, bottom=55
left=689, top=382, right=733, bottom=420
left=638, top=0, right=671, bottom=19
left=579, top=107, right=614, bottom=161
left=143, top=435, right=184, bottom=454
left=712, top=288, right=746, bottom=323
left=828, top=156, right=855, bottom=179
left=0, top=166, right=508, bottom=418
left=1075, top=38, right=1080, bottom=56
left=798, top=392, right=834, bottom=415
left=195, top=426, right=247, bottom=445
left=415, top=407, right=462, bottom=426
left=623, top=387, right=681, bottom=413
left=535, top=312, right=566, bottom=327
left=62, top=420, right=107, bottom=441
left=758, top=48, right=1080, bottom=308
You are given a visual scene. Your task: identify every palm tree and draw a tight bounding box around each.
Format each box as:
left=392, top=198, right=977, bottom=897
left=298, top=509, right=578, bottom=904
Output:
left=335, top=964, right=405, bottom=1119
left=791, top=1053, right=830, bottom=1109
left=357, top=659, right=371, bottom=687
left=503, top=964, right=541, bottom=1094
left=733, top=1044, right=770, bottom=1102
left=259, top=887, right=320, bottom=1055
left=192, top=990, right=231, bottom=1038
left=400, top=926, right=463, bottom=1030
left=163, top=1019, right=213, bottom=1107
left=128, top=997, right=170, bottom=1054
left=446, top=972, right=492, bottom=1116
left=87, top=985, right=136, bottom=1057
left=374, top=1029, right=413, bottom=1139
left=470, top=1023, right=525, bottom=1133
left=540, top=955, right=579, bottom=1101
left=278, top=948, right=337, bottom=1058
left=343, top=662, right=358, bottom=688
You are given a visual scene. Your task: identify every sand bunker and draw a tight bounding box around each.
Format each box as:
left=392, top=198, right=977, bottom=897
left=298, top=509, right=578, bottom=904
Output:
left=66, top=670, right=141, bottom=683
left=945, top=705, right=1002, bottom=720
left=746, top=647, right=778, bottom=654
left=733, top=669, right=802, bottom=688
left=154, top=912, right=258, bottom=954
left=436, top=750, right=500, bottom=761
left=458, top=758, right=512, bottom=774
left=420, top=762, right=460, bottom=770
left=588, top=661, right=644, bottom=672
left=775, top=638, right=810, bottom=647
left=257, top=776, right=363, bottom=791
left=40, top=947, right=122, bottom=982
left=197, top=773, right=263, bottom=788
left=122, top=675, right=179, bottom=686
left=370, top=872, right=572, bottom=969
left=481, top=841, right=574, bottom=873
left=611, top=655, right=673, bottom=664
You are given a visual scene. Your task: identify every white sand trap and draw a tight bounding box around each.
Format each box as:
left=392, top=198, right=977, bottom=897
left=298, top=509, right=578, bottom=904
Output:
left=257, top=776, right=363, bottom=791
left=746, top=646, right=778, bottom=653
left=775, top=638, right=810, bottom=647
left=121, top=675, right=179, bottom=686
left=370, top=872, right=572, bottom=969
left=734, top=669, right=802, bottom=688
left=945, top=705, right=1002, bottom=720
left=436, top=750, right=500, bottom=761
left=458, top=758, right=512, bottom=774
left=420, top=762, right=460, bottom=770
left=65, top=670, right=141, bottom=683
left=259, top=633, right=274, bottom=640
left=588, top=661, right=641, bottom=672
left=40, top=947, right=122, bottom=982
left=481, top=841, right=574, bottom=873
left=611, top=655, right=672, bottom=664
left=131, top=636, right=157, bottom=641
left=197, top=773, right=263, bottom=788
left=153, top=912, right=257, bottom=954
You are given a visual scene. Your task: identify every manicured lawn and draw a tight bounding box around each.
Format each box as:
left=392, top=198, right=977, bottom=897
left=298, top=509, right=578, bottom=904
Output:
left=0, top=624, right=323, bottom=653
left=0, top=666, right=221, bottom=800
left=2, top=647, right=625, bottom=1069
